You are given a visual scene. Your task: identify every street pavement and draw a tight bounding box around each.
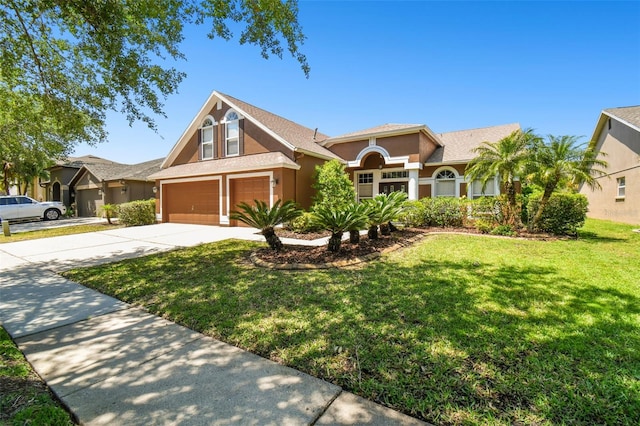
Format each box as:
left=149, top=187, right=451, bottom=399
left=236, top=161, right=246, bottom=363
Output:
left=0, top=223, right=427, bottom=425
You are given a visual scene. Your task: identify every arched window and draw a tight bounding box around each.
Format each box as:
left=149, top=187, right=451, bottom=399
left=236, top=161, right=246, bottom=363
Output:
left=435, top=169, right=456, bottom=197
left=201, top=117, right=215, bottom=160
left=224, top=110, right=240, bottom=157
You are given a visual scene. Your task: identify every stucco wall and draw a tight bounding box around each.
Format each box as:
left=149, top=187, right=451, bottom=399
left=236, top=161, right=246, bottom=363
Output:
left=580, top=118, right=640, bottom=224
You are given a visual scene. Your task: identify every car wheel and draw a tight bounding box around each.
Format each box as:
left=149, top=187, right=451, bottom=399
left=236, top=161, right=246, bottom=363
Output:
left=44, top=209, right=61, bottom=221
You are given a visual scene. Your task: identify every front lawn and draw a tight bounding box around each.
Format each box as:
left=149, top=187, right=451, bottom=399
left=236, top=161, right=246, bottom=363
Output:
left=62, top=219, right=640, bottom=425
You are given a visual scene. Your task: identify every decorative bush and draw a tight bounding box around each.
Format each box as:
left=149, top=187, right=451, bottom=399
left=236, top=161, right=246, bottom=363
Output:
left=99, top=203, right=118, bottom=224
left=490, top=224, right=517, bottom=236
left=117, top=199, right=156, bottom=227
left=526, top=192, right=588, bottom=235
left=423, top=197, right=464, bottom=227
left=287, top=211, right=322, bottom=233
left=397, top=200, right=427, bottom=227
left=230, top=199, right=301, bottom=251
left=468, top=196, right=503, bottom=224
left=312, top=159, right=356, bottom=212
left=474, top=218, right=495, bottom=234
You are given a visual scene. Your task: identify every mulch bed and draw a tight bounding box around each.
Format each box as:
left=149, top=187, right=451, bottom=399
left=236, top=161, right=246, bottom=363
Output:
left=252, top=226, right=562, bottom=269
left=253, top=229, right=424, bottom=268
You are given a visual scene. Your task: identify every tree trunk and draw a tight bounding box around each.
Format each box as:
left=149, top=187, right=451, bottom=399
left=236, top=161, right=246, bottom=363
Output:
left=529, top=184, right=556, bottom=232
left=349, top=230, right=360, bottom=244
left=505, top=181, right=521, bottom=228
left=388, top=221, right=398, bottom=232
left=262, top=227, right=283, bottom=251
left=380, top=223, right=391, bottom=236
left=328, top=232, right=343, bottom=252
left=368, top=225, right=378, bottom=240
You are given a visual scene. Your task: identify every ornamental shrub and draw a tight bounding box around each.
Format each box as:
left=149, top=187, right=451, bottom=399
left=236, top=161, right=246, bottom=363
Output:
left=288, top=211, right=322, bottom=233
left=397, top=200, right=427, bottom=227
left=526, top=192, right=588, bottom=235
left=490, top=224, right=517, bottom=236
left=117, top=199, right=156, bottom=227
left=312, top=159, right=356, bottom=212
left=423, top=197, right=464, bottom=227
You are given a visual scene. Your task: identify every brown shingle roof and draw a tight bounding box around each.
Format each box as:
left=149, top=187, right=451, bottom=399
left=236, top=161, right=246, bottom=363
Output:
left=604, top=106, right=640, bottom=130
left=427, top=123, right=521, bottom=163
left=218, top=92, right=340, bottom=160
left=149, top=152, right=299, bottom=180
left=73, top=158, right=163, bottom=184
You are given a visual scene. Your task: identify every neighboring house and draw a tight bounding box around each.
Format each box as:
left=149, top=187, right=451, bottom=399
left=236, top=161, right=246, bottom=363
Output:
left=579, top=106, right=640, bottom=224
left=44, top=155, right=116, bottom=207
left=69, top=158, right=163, bottom=217
left=151, top=90, right=519, bottom=226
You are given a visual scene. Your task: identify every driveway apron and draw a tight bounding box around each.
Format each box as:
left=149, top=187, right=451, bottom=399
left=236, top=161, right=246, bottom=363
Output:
left=0, top=223, right=426, bottom=425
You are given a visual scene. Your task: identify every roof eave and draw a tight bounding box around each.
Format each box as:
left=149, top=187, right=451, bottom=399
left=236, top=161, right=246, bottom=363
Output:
left=322, top=126, right=442, bottom=147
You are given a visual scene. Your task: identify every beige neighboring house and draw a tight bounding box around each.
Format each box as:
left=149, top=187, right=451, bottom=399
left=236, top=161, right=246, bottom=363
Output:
left=69, top=158, right=163, bottom=217
left=579, top=106, right=640, bottom=225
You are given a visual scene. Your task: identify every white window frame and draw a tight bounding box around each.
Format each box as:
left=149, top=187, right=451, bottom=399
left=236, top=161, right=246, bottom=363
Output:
left=470, top=177, right=498, bottom=199
left=434, top=168, right=458, bottom=197
left=200, top=116, right=216, bottom=160
left=617, top=177, right=626, bottom=199
left=223, top=110, right=241, bottom=157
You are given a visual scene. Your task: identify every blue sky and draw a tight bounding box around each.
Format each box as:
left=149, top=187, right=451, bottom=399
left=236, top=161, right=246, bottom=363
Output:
left=72, top=0, right=640, bottom=164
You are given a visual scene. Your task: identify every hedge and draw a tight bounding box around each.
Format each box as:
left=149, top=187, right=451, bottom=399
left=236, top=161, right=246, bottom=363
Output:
left=117, top=199, right=156, bottom=227
left=527, top=193, right=588, bottom=235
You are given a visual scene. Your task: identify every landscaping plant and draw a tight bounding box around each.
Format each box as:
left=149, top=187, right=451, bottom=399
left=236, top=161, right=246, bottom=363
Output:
left=312, top=159, right=356, bottom=212
left=230, top=199, right=301, bottom=250
left=118, top=199, right=155, bottom=226
left=364, top=192, right=407, bottom=239
left=311, top=203, right=368, bottom=252
left=99, top=203, right=118, bottom=224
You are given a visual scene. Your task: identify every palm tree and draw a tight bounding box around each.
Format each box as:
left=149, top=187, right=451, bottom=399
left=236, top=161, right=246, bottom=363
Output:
left=230, top=199, right=301, bottom=251
left=465, top=129, right=539, bottom=228
left=346, top=202, right=369, bottom=244
left=312, top=204, right=368, bottom=252
left=364, top=192, right=407, bottom=239
left=527, top=135, right=607, bottom=230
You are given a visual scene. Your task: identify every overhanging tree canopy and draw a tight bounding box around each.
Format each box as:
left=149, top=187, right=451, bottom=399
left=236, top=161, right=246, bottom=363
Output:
left=0, top=0, right=309, bottom=160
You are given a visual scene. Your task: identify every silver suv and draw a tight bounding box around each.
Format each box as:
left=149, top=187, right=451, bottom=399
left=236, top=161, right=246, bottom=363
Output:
left=0, top=195, right=66, bottom=222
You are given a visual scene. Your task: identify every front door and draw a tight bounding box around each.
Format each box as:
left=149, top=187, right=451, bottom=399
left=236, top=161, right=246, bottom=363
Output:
left=379, top=181, right=408, bottom=195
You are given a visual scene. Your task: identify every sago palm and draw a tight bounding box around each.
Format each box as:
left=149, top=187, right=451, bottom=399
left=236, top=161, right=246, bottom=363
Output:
left=230, top=199, right=301, bottom=250
left=465, top=129, right=539, bottom=228
left=527, top=135, right=607, bottom=230
left=364, top=191, right=407, bottom=239
left=312, top=204, right=368, bottom=252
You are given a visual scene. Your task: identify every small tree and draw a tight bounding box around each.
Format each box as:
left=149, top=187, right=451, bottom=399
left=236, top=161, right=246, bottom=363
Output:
left=99, top=204, right=118, bottom=225
left=526, top=135, right=607, bottom=231
left=230, top=199, right=301, bottom=251
left=312, top=204, right=368, bottom=252
left=312, top=159, right=356, bottom=212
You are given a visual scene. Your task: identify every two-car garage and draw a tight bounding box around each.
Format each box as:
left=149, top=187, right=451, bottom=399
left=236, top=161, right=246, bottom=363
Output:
left=161, top=176, right=270, bottom=226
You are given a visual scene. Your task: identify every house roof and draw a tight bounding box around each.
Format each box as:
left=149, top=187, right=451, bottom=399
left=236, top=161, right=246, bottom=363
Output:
left=149, top=152, right=300, bottom=181
left=161, top=91, right=340, bottom=168
left=50, top=155, right=118, bottom=170
left=426, top=123, right=521, bottom=164
left=603, top=106, right=640, bottom=132
left=321, top=123, right=442, bottom=146
left=70, top=158, right=163, bottom=185
left=589, top=106, right=640, bottom=148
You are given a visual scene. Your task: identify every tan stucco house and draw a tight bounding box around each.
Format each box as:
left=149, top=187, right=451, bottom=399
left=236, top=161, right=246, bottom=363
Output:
left=150, top=90, right=520, bottom=226
left=579, top=106, right=640, bottom=225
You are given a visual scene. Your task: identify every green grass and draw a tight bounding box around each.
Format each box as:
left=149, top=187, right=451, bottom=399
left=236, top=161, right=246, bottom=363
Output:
left=62, top=219, right=640, bottom=425
left=0, top=223, right=122, bottom=244
left=0, top=327, right=75, bottom=425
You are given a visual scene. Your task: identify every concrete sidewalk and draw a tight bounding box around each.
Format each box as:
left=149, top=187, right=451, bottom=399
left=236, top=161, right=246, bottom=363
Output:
left=0, top=223, right=427, bottom=425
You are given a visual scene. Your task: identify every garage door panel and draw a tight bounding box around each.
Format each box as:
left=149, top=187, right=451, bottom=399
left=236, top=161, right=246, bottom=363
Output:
left=163, top=181, right=219, bottom=225
left=230, top=177, right=270, bottom=227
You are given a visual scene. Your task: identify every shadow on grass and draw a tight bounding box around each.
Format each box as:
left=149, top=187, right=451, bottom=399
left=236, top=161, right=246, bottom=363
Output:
left=61, top=239, right=640, bottom=425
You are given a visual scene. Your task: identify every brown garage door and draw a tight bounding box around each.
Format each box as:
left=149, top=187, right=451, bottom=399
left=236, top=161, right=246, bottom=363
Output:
left=76, top=189, right=102, bottom=217
left=229, top=176, right=270, bottom=227
left=163, top=181, right=220, bottom=225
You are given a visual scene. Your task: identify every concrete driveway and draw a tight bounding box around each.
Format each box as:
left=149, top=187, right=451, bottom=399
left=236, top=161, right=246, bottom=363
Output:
left=0, top=222, right=265, bottom=272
